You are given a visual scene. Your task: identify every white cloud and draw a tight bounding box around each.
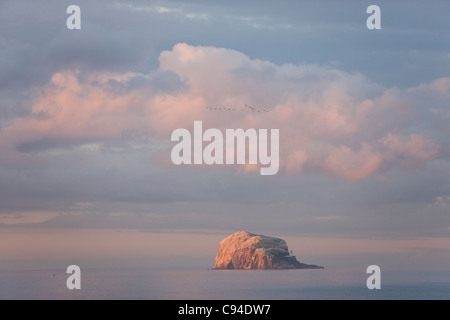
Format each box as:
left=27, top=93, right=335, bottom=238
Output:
left=0, top=43, right=446, bottom=181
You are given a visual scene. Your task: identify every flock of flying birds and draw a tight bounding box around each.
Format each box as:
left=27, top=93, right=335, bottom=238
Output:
left=205, top=104, right=270, bottom=113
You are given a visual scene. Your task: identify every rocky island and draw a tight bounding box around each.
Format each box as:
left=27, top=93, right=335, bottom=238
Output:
left=213, top=231, right=323, bottom=270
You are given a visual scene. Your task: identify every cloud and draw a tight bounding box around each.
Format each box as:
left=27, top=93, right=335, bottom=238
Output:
left=324, top=143, right=383, bottom=181
left=0, top=43, right=446, bottom=180
left=412, top=78, right=450, bottom=98
left=382, top=133, right=439, bottom=168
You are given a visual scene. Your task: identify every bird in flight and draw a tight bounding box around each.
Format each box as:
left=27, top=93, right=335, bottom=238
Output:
left=205, top=104, right=269, bottom=113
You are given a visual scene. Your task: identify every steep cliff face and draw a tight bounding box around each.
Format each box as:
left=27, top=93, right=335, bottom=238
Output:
left=213, top=231, right=323, bottom=270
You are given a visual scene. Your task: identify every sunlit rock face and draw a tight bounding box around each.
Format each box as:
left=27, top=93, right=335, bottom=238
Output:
left=213, top=231, right=323, bottom=270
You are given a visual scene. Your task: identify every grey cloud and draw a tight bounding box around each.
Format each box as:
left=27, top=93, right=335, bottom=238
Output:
left=0, top=0, right=449, bottom=243
left=1, top=0, right=449, bottom=94
left=0, top=142, right=448, bottom=238
left=104, top=70, right=187, bottom=95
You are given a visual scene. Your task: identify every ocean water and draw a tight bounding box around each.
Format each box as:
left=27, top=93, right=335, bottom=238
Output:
left=0, top=267, right=449, bottom=300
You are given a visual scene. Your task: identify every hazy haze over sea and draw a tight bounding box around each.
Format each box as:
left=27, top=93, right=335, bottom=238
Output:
left=1, top=266, right=449, bottom=300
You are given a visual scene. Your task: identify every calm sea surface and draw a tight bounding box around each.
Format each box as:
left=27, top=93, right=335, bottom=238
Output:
left=0, top=267, right=449, bottom=300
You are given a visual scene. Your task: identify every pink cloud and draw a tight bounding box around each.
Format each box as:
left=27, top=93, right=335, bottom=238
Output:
left=412, top=77, right=450, bottom=98
left=324, top=143, right=383, bottom=181
left=285, top=149, right=308, bottom=173
left=0, top=43, right=445, bottom=179
left=382, top=133, right=439, bottom=169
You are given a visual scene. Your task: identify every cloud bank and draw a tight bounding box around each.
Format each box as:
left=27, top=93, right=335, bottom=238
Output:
left=1, top=43, right=447, bottom=180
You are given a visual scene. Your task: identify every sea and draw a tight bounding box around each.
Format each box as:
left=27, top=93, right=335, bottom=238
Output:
left=0, top=266, right=449, bottom=300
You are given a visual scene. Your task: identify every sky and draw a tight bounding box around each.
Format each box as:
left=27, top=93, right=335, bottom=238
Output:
left=0, top=0, right=449, bottom=272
